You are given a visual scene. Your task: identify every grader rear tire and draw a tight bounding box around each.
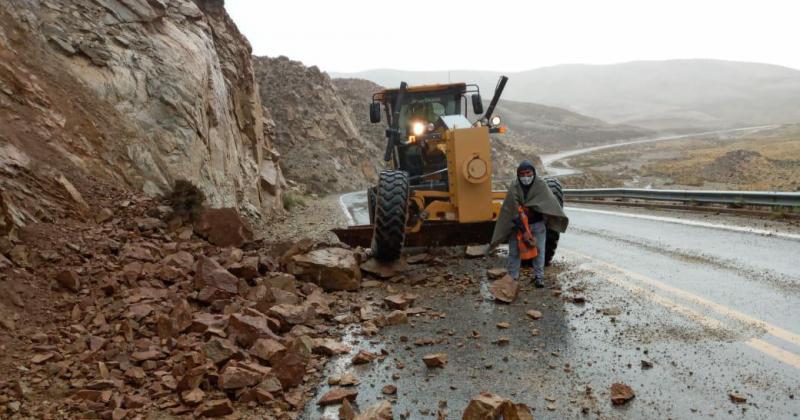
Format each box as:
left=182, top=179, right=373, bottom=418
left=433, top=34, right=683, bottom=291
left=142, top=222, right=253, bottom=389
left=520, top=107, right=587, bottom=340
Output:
left=372, top=170, right=409, bottom=262
left=544, top=176, right=563, bottom=266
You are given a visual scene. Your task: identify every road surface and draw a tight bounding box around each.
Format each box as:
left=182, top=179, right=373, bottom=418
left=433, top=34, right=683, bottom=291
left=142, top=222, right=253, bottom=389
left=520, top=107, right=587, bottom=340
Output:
left=309, top=196, right=799, bottom=419
left=540, top=125, right=778, bottom=176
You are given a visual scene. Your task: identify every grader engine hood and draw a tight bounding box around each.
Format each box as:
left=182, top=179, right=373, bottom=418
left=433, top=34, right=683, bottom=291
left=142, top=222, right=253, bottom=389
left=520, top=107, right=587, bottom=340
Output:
left=442, top=124, right=494, bottom=223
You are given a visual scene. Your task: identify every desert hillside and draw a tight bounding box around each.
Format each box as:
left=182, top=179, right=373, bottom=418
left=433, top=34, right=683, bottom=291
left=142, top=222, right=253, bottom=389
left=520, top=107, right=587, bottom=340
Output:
left=334, top=59, right=800, bottom=130
left=253, top=57, right=383, bottom=195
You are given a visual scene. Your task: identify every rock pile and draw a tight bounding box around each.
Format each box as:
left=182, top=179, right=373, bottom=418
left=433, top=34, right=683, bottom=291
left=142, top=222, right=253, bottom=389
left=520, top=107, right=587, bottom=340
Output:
left=0, top=194, right=398, bottom=419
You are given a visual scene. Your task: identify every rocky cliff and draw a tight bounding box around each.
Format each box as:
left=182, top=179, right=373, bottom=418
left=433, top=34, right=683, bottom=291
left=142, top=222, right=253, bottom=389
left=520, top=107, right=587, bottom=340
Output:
left=253, top=57, right=382, bottom=195
left=0, top=0, right=283, bottom=231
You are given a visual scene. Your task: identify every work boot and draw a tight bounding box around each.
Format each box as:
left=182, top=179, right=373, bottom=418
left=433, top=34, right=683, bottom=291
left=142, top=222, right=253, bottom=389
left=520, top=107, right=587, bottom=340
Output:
left=534, top=277, right=544, bottom=288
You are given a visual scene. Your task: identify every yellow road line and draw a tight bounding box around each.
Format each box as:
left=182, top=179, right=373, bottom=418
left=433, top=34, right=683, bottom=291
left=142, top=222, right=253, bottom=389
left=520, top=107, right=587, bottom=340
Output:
left=744, top=339, right=800, bottom=368
left=562, top=249, right=800, bottom=348
left=561, top=249, right=800, bottom=369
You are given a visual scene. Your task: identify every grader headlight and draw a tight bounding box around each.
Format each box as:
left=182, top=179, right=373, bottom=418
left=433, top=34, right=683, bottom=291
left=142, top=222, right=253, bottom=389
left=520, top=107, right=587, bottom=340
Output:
left=411, top=121, right=426, bottom=136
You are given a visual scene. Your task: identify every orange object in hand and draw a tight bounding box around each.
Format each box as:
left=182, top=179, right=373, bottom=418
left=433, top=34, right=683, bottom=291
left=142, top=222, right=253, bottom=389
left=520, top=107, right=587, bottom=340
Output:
left=516, top=206, right=538, bottom=259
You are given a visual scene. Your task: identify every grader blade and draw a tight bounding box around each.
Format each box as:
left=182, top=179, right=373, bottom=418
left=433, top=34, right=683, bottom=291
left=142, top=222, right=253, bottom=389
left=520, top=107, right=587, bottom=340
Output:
left=332, top=221, right=496, bottom=249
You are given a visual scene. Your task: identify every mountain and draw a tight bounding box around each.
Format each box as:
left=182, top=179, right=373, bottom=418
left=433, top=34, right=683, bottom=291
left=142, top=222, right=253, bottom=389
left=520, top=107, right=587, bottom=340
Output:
left=332, top=59, right=800, bottom=130
left=487, top=99, right=650, bottom=152
left=333, top=79, right=650, bottom=153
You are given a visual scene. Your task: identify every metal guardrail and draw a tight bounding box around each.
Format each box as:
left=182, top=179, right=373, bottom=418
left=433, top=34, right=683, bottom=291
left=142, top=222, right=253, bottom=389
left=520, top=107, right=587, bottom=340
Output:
left=564, top=188, right=800, bottom=207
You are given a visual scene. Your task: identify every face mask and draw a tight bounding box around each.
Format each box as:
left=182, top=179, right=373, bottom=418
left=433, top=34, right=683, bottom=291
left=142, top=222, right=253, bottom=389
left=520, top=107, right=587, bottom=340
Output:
left=519, top=175, right=534, bottom=185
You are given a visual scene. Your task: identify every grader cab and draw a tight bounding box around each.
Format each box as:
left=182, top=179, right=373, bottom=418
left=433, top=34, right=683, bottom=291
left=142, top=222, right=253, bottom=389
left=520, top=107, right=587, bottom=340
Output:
left=334, top=76, right=513, bottom=261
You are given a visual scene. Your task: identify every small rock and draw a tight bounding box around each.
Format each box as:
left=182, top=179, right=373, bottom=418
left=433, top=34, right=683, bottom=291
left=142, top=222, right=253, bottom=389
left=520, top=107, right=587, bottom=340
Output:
left=385, top=310, right=408, bottom=325
left=465, top=244, right=488, bottom=258
left=610, top=383, right=635, bottom=405
left=194, top=398, right=234, bottom=417
left=382, top=384, right=397, bottom=395
left=312, top=338, right=351, bottom=356
left=496, top=322, right=510, bottom=329
left=340, top=398, right=357, bottom=420
left=249, top=338, right=287, bottom=363
left=95, top=208, right=114, bottom=223
left=318, top=387, right=358, bottom=406
left=489, top=275, right=519, bottom=303
left=56, top=270, right=81, bottom=292
left=729, top=392, right=747, bottom=404
left=355, top=400, right=393, bottom=420
left=486, top=268, right=507, bottom=279
left=352, top=350, right=377, bottom=365
left=218, top=365, right=262, bottom=390
left=181, top=388, right=205, bottom=406
left=641, top=360, right=653, bottom=369
left=384, top=293, right=417, bottom=310
left=570, top=295, right=586, bottom=304
left=526, top=310, right=543, bottom=320
left=422, top=353, right=447, bottom=368
left=202, top=338, right=238, bottom=365
left=463, top=392, right=532, bottom=420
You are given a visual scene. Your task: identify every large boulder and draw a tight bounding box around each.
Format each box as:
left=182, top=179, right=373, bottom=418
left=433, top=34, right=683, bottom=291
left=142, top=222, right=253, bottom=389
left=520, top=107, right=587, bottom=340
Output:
left=193, top=208, right=253, bottom=248
left=286, top=247, right=361, bottom=291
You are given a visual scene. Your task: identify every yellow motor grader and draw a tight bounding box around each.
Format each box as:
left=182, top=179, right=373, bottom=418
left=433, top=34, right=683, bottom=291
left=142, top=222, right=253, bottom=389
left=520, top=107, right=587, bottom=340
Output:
left=334, top=76, right=564, bottom=262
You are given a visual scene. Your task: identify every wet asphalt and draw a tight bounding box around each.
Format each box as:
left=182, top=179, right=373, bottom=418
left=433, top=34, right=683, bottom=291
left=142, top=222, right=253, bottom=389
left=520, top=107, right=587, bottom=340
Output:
left=303, top=197, right=799, bottom=419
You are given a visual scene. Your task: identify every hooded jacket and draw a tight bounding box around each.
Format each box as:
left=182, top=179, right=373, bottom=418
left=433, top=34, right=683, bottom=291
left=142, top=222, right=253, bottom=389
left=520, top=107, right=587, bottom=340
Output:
left=489, top=162, right=569, bottom=250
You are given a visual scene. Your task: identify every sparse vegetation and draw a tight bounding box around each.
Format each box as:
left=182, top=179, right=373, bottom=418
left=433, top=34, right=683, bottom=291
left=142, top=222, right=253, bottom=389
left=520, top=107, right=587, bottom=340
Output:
left=166, top=179, right=206, bottom=221
left=565, top=125, right=800, bottom=191
left=283, top=192, right=307, bottom=211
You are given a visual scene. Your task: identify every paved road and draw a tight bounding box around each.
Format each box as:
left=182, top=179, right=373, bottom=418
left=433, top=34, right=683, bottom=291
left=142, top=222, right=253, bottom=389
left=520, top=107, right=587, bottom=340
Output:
left=540, top=125, right=778, bottom=176
left=313, top=196, right=799, bottom=419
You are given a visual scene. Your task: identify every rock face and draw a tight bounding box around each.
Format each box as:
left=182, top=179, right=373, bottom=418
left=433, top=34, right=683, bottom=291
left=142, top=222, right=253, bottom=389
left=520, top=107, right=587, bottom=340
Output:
left=0, top=0, right=283, bottom=227
left=253, top=56, right=382, bottom=194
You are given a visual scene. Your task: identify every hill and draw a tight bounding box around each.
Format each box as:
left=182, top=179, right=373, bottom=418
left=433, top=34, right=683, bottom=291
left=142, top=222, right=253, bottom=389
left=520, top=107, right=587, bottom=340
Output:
left=333, top=59, right=800, bottom=130
left=332, top=79, right=649, bottom=153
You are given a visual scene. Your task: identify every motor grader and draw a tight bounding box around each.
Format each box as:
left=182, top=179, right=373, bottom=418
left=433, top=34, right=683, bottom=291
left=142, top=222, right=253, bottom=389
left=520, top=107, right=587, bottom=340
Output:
left=334, top=76, right=564, bottom=262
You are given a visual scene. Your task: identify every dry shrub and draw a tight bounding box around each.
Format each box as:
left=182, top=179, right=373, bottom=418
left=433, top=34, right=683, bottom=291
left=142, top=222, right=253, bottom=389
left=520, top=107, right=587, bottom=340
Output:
left=166, top=179, right=206, bottom=221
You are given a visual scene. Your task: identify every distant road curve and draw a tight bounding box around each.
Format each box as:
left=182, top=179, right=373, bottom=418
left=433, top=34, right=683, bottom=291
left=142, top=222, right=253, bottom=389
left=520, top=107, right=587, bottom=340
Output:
left=540, top=125, right=778, bottom=176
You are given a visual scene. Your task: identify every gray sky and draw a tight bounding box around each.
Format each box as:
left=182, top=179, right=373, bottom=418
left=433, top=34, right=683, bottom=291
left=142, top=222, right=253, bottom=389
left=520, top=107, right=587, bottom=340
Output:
left=225, top=0, right=800, bottom=72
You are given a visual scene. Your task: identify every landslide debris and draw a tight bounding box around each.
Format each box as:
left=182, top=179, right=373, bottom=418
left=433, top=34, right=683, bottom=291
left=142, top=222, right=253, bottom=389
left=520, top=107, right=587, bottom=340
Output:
left=0, top=188, right=414, bottom=418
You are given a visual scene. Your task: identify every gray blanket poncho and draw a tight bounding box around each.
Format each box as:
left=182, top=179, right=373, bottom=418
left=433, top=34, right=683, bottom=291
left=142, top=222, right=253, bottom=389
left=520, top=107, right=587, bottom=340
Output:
left=489, top=177, right=569, bottom=250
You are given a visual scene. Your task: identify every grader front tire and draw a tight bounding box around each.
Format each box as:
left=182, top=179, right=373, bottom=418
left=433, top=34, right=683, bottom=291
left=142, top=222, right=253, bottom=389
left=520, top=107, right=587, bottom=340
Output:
left=372, top=170, right=409, bottom=262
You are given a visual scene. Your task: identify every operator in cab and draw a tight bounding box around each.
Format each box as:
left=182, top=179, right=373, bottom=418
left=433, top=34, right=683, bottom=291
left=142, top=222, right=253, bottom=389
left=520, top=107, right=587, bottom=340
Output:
left=489, top=161, right=569, bottom=287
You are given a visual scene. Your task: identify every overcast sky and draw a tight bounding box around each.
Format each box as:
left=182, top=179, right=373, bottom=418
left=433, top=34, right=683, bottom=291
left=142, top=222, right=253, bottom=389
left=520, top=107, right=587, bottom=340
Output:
left=225, top=0, right=800, bottom=73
